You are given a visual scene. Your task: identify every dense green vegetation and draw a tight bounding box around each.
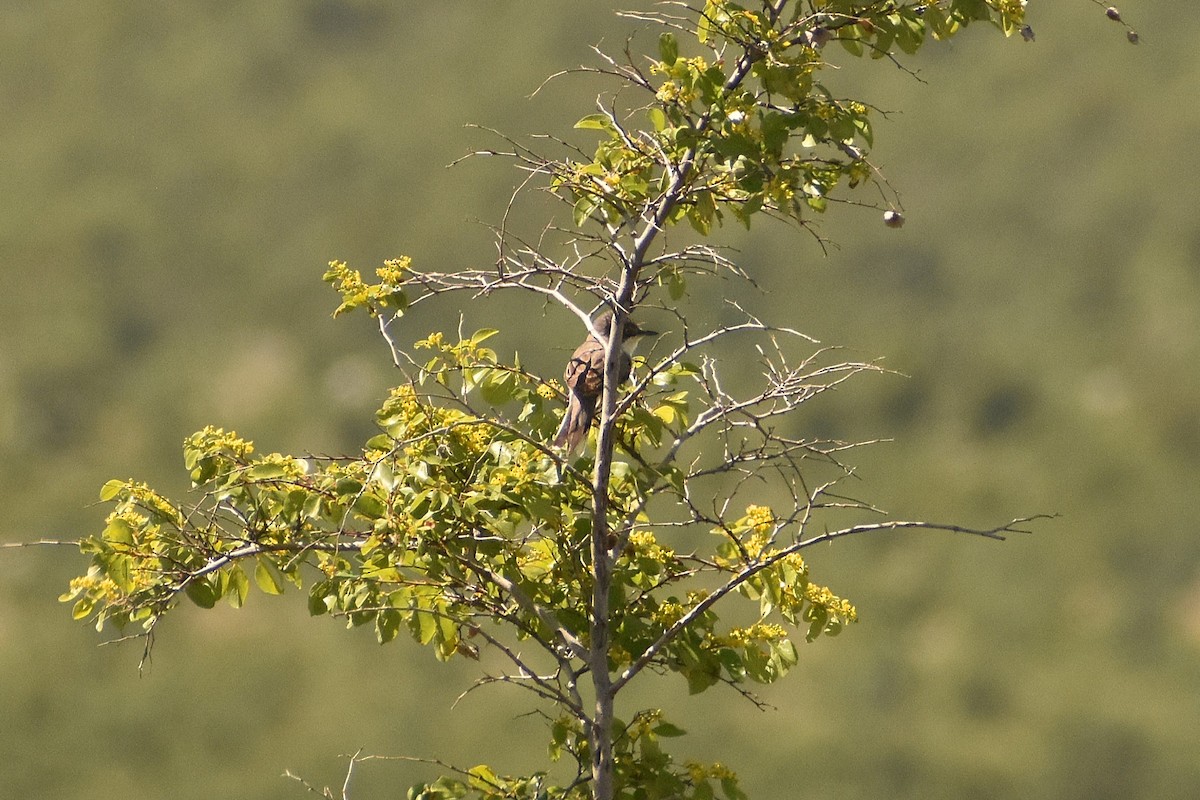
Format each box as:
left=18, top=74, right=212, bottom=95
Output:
left=2, top=2, right=1197, bottom=798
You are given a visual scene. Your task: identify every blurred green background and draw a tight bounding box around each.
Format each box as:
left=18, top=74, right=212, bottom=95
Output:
left=3, top=2, right=1197, bottom=798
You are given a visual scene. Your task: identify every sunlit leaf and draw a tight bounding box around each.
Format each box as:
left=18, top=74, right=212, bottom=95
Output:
left=658, top=32, right=679, bottom=65
left=226, top=564, right=250, bottom=608
left=254, top=559, right=285, bottom=595
left=99, top=479, right=125, bottom=502
left=574, top=113, right=614, bottom=131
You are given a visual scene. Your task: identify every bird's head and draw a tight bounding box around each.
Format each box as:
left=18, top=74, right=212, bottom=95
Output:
left=592, top=311, right=657, bottom=346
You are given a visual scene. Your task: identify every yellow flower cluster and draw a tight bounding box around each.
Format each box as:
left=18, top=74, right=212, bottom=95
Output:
left=718, top=505, right=776, bottom=560
left=449, top=417, right=493, bottom=456
left=609, top=642, right=633, bottom=668
left=648, top=54, right=710, bottom=77
left=775, top=551, right=807, bottom=576
left=723, top=622, right=788, bottom=647
left=385, top=384, right=422, bottom=418
left=188, top=425, right=255, bottom=459
left=651, top=599, right=686, bottom=627
left=997, top=0, right=1026, bottom=20
left=627, top=530, right=675, bottom=562
left=375, top=256, right=411, bottom=285
left=815, top=102, right=838, bottom=122
left=805, top=582, right=857, bottom=622
left=252, top=453, right=310, bottom=479
left=106, top=507, right=149, bottom=533
left=653, top=587, right=714, bottom=627
left=655, top=81, right=681, bottom=104
left=64, top=571, right=122, bottom=603
left=685, top=761, right=737, bottom=783
left=124, top=482, right=183, bottom=527
left=739, top=531, right=768, bottom=560
left=325, top=260, right=369, bottom=310
left=415, top=330, right=499, bottom=371
left=415, top=331, right=445, bottom=351
left=743, top=504, right=773, bottom=533
left=629, top=709, right=666, bottom=737
left=324, top=258, right=410, bottom=317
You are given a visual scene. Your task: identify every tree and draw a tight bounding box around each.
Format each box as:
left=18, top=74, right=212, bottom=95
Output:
left=60, top=2, right=1131, bottom=799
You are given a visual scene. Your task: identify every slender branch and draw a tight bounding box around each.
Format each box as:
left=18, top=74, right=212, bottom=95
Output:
left=477, top=565, right=589, bottom=662
left=0, top=539, right=81, bottom=548
left=612, top=515, right=1049, bottom=694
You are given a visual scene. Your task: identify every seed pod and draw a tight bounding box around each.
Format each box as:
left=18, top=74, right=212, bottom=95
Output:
left=883, top=210, right=905, bottom=229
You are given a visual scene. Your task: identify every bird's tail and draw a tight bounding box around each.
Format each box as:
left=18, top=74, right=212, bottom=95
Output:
left=553, top=392, right=596, bottom=453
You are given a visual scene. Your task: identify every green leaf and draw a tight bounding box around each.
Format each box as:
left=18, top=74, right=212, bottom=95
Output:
left=72, top=598, right=94, bottom=620
left=99, top=479, right=125, bottom=502
left=377, top=608, right=401, bottom=644
left=353, top=493, right=387, bottom=519
left=415, top=612, right=438, bottom=645
left=647, top=106, right=667, bottom=131
left=840, top=34, right=864, bottom=57
left=697, top=2, right=714, bottom=43
left=302, top=492, right=323, bottom=520
left=254, top=559, right=285, bottom=595
left=370, top=461, right=397, bottom=492
left=437, top=612, right=458, bottom=647
left=687, top=207, right=712, bottom=236
left=684, top=662, right=719, bottom=694
left=806, top=607, right=829, bottom=642
left=574, top=113, right=614, bottom=132
left=103, top=517, right=135, bottom=546
left=185, top=579, right=219, bottom=609
left=653, top=721, right=687, bottom=738
left=103, top=554, right=133, bottom=593
left=365, top=433, right=393, bottom=451
left=573, top=196, right=597, bottom=228
left=247, top=462, right=287, bottom=480
left=467, top=765, right=501, bottom=792
left=896, top=15, right=926, bottom=54
left=308, top=581, right=332, bottom=616
left=720, top=776, right=748, bottom=800
left=658, top=32, right=679, bottom=65
left=828, top=112, right=857, bottom=142
left=667, top=270, right=686, bottom=300
left=226, top=564, right=250, bottom=608
left=479, top=370, right=515, bottom=405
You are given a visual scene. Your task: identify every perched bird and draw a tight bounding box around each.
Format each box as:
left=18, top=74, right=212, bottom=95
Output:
left=553, top=310, right=656, bottom=452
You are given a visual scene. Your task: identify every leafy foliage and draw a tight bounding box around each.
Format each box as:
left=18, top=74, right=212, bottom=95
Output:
left=61, top=2, right=1059, bottom=799
left=551, top=0, right=1030, bottom=238
left=63, top=311, right=861, bottom=797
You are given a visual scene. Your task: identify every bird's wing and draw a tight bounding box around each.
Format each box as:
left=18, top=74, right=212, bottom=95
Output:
left=564, top=338, right=606, bottom=396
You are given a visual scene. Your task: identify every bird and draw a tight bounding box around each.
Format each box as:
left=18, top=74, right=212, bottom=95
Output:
left=553, top=310, right=656, bottom=452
